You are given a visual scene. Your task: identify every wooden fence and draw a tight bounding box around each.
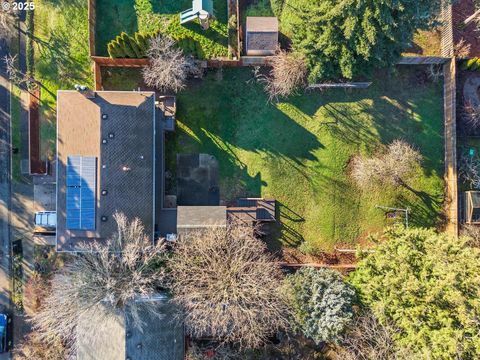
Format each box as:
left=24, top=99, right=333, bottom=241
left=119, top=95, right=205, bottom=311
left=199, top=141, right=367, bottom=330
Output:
left=88, top=0, right=96, bottom=56
left=397, top=56, right=449, bottom=65
left=440, top=1, right=454, bottom=58
left=443, top=58, right=458, bottom=237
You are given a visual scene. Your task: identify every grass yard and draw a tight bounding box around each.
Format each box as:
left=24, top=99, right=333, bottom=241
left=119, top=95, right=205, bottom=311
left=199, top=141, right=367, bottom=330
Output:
left=102, top=66, right=444, bottom=253
left=95, top=0, right=228, bottom=58
left=33, top=0, right=93, bottom=159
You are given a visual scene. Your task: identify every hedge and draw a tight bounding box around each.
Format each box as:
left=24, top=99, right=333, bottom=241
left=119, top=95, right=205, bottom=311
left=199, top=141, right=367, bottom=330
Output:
left=461, top=58, right=480, bottom=71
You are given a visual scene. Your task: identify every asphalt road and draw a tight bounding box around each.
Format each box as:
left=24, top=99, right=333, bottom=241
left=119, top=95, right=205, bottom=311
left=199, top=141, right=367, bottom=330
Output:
left=0, top=34, right=13, bottom=358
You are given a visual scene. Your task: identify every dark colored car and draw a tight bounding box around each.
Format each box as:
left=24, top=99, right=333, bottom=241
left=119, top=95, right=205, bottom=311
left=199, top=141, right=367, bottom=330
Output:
left=0, top=313, right=11, bottom=353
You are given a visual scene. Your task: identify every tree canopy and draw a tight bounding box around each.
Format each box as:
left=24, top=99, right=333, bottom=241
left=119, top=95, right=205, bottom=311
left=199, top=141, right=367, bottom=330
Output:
left=349, top=227, right=480, bottom=359
left=286, top=267, right=356, bottom=344
left=290, top=0, right=442, bottom=81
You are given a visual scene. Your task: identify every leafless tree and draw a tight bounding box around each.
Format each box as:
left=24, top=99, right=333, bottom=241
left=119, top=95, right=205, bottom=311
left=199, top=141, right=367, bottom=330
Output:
left=142, top=34, right=201, bottom=92
left=14, top=331, right=68, bottom=360
left=31, top=213, right=167, bottom=352
left=426, top=64, right=443, bottom=83
left=261, top=48, right=307, bottom=101
left=0, top=1, right=18, bottom=41
left=336, top=311, right=400, bottom=360
left=463, top=101, right=480, bottom=130
left=169, top=225, right=290, bottom=349
left=454, top=38, right=472, bottom=59
left=459, top=151, right=480, bottom=189
left=351, top=140, right=422, bottom=189
left=462, top=225, right=480, bottom=247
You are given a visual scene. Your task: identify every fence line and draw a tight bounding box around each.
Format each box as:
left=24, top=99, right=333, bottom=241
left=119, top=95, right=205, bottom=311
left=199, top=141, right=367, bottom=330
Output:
left=443, top=58, right=458, bottom=237
left=88, top=0, right=96, bottom=56
left=397, top=56, right=448, bottom=65
left=440, top=1, right=454, bottom=57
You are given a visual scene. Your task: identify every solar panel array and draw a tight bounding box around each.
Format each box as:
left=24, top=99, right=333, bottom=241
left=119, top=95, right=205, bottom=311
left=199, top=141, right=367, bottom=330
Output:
left=66, top=156, right=96, bottom=230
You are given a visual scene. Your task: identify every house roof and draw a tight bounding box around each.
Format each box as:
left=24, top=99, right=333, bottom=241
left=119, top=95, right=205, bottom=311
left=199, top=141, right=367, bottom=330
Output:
left=56, top=91, right=156, bottom=251
left=77, top=295, right=184, bottom=360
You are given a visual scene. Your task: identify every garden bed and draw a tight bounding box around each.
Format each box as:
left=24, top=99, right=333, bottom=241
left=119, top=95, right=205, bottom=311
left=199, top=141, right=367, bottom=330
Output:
left=94, top=0, right=228, bottom=59
left=101, top=65, right=445, bottom=253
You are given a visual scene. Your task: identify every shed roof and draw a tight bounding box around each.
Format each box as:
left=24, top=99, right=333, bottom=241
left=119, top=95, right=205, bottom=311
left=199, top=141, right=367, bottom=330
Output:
left=56, top=91, right=156, bottom=251
left=246, top=17, right=279, bottom=32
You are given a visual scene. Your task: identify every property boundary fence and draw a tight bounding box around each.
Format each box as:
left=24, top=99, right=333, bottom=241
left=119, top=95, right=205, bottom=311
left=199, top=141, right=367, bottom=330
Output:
left=443, top=58, right=458, bottom=237
left=397, top=56, right=448, bottom=65
left=88, top=0, right=96, bottom=56
left=440, top=1, right=454, bottom=58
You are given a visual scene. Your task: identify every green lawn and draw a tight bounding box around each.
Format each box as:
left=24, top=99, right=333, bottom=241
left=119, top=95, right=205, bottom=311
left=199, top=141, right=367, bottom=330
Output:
left=102, top=66, right=444, bottom=253
left=95, top=0, right=228, bottom=58
left=33, top=0, right=93, bottom=159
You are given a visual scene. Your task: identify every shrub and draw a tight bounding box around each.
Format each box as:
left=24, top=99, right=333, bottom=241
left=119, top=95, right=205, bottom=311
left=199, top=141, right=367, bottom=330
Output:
left=286, top=267, right=356, bottom=344
left=270, top=0, right=285, bottom=16
left=462, top=57, right=480, bottom=71
left=350, top=227, right=480, bottom=359
left=351, top=140, right=421, bottom=189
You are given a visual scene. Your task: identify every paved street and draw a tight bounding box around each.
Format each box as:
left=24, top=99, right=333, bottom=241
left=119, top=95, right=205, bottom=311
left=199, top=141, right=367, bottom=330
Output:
left=0, top=34, right=12, bottom=358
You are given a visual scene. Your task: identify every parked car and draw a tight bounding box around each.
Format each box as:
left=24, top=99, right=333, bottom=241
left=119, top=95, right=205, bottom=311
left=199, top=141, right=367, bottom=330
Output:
left=0, top=313, right=11, bottom=352
left=34, top=211, right=56, bottom=234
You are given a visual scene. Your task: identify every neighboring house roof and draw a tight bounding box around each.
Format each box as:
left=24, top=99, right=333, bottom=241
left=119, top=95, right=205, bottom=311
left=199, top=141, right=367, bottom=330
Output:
left=56, top=91, right=156, bottom=251
left=77, top=294, right=184, bottom=360
left=177, top=206, right=227, bottom=235
left=246, top=17, right=279, bottom=55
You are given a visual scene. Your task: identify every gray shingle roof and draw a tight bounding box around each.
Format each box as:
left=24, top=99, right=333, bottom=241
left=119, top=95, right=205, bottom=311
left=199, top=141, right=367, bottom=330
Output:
left=77, top=295, right=184, bottom=360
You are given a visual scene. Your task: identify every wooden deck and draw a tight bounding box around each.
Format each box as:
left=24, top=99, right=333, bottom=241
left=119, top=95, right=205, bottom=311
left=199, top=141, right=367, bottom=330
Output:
left=227, top=198, right=276, bottom=224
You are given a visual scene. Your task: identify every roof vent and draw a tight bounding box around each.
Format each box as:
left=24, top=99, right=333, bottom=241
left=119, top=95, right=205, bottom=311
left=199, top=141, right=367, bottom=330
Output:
left=102, top=139, right=107, bottom=144
left=126, top=331, right=131, bottom=338
left=101, top=189, right=108, bottom=196
left=122, top=166, right=131, bottom=172
left=136, top=343, right=142, bottom=349
left=108, top=132, right=115, bottom=139
left=101, top=215, right=108, bottom=222
left=101, top=113, right=108, bottom=120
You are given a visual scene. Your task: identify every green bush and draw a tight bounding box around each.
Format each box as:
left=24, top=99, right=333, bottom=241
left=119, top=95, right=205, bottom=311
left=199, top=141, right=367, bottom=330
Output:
left=350, top=227, right=480, bottom=359
left=462, top=57, right=480, bottom=71
left=270, top=0, right=285, bottom=16
left=108, top=31, right=157, bottom=58
left=286, top=267, right=356, bottom=344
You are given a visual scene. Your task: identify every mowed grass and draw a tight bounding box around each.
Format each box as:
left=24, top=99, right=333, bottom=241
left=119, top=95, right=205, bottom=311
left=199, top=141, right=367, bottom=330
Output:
left=95, top=0, right=228, bottom=58
left=33, top=0, right=93, bottom=158
left=102, top=67, right=444, bottom=253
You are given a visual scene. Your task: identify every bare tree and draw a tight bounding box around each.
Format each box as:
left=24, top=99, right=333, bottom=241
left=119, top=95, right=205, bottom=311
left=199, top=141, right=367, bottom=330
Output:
left=463, top=101, right=480, bottom=130
left=261, top=48, right=307, bottom=101
left=351, top=140, right=422, bottom=188
left=459, top=150, right=480, bottom=190
left=462, top=225, right=480, bottom=247
left=13, top=332, right=68, bottom=360
left=169, top=225, right=290, bottom=349
left=454, top=38, right=472, bottom=59
left=4, top=54, right=37, bottom=89
left=336, top=311, right=400, bottom=360
left=0, top=1, right=18, bottom=41
left=143, top=34, right=201, bottom=92
left=31, top=213, right=167, bottom=352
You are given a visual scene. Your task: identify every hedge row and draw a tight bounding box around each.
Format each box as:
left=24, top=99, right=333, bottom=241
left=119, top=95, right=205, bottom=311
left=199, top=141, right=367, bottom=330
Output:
left=461, top=58, right=480, bottom=71
left=107, top=30, right=206, bottom=59
left=107, top=32, right=154, bottom=58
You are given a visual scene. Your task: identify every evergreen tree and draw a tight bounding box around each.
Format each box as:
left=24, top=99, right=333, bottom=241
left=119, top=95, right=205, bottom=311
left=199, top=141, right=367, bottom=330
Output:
left=286, top=267, right=356, bottom=344
left=350, top=227, right=480, bottom=359
left=291, top=0, right=443, bottom=81
left=120, top=32, right=136, bottom=58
